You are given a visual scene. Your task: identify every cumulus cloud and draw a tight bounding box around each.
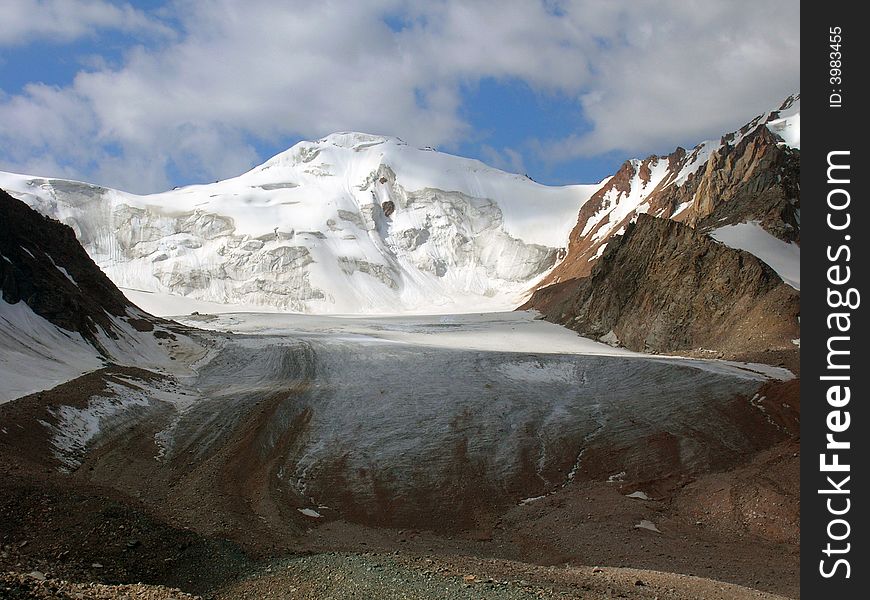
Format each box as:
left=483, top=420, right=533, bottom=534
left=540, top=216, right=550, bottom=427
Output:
left=0, top=0, right=799, bottom=193
left=0, top=0, right=171, bottom=45
left=480, top=145, right=527, bottom=175
left=540, top=0, right=801, bottom=160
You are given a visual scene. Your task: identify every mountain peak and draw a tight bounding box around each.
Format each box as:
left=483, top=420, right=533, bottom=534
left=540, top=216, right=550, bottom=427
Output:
left=256, top=131, right=411, bottom=171
left=2, top=130, right=600, bottom=315
left=777, top=93, right=800, bottom=113
left=316, top=131, right=407, bottom=149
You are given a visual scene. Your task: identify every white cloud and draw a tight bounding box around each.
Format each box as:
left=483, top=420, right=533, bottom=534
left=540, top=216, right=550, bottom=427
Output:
left=0, top=0, right=799, bottom=193
left=0, top=0, right=171, bottom=45
left=481, top=145, right=527, bottom=175
left=0, top=83, right=95, bottom=164
left=539, top=0, right=801, bottom=160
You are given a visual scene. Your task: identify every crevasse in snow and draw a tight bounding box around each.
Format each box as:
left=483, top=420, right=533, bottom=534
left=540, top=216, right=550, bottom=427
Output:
left=0, top=134, right=600, bottom=314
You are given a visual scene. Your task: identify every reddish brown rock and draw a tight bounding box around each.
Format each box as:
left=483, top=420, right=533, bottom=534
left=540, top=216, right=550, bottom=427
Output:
left=521, top=214, right=799, bottom=357
left=536, top=96, right=799, bottom=289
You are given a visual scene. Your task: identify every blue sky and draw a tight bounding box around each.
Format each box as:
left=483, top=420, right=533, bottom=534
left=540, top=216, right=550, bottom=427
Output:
left=0, top=0, right=799, bottom=193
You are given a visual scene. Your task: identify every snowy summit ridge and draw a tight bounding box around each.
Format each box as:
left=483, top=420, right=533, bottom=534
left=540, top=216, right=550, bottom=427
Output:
left=1, top=133, right=600, bottom=314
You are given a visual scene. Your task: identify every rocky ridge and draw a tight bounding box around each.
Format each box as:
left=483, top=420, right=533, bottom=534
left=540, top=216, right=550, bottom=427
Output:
left=539, top=95, right=799, bottom=285
left=524, top=96, right=800, bottom=363
left=0, top=189, right=150, bottom=352
left=522, top=214, right=799, bottom=359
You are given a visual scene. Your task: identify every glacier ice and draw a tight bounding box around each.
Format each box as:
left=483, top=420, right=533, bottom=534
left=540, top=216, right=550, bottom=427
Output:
left=1, top=133, right=600, bottom=314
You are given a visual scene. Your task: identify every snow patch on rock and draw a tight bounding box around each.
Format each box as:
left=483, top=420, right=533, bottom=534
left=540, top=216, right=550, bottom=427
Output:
left=710, top=221, right=800, bottom=289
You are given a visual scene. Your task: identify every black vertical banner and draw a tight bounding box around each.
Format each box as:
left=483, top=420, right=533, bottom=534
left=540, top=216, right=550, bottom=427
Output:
left=802, top=3, right=869, bottom=598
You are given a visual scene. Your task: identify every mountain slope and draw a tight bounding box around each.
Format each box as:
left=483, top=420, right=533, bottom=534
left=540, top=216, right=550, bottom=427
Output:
left=0, top=189, right=190, bottom=402
left=1, top=188, right=137, bottom=347
left=521, top=214, right=800, bottom=361
left=1, top=134, right=600, bottom=314
left=522, top=96, right=801, bottom=363
left=538, top=95, right=800, bottom=285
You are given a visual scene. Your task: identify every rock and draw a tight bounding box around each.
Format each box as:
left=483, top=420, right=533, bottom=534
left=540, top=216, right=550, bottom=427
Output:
left=382, top=200, right=396, bottom=217
left=626, top=491, right=651, bottom=501
left=532, top=98, right=799, bottom=288
left=522, top=215, right=799, bottom=357
left=0, top=190, right=148, bottom=350
left=634, top=520, right=662, bottom=533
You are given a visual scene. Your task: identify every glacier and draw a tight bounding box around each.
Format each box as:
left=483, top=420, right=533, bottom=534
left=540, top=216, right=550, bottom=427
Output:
left=0, top=133, right=600, bottom=314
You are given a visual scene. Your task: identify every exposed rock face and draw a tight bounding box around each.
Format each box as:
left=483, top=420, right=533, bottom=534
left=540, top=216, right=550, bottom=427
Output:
left=525, top=97, right=800, bottom=361
left=673, top=125, right=800, bottom=241
left=0, top=189, right=148, bottom=351
left=538, top=95, right=800, bottom=286
left=522, top=214, right=800, bottom=357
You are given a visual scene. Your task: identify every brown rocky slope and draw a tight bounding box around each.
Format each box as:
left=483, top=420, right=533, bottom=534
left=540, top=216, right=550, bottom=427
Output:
left=521, top=213, right=800, bottom=360
left=539, top=95, right=799, bottom=284
left=0, top=188, right=156, bottom=350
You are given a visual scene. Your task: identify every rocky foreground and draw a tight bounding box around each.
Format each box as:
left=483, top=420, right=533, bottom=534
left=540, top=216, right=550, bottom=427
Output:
left=2, top=424, right=799, bottom=599
left=3, top=544, right=795, bottom=600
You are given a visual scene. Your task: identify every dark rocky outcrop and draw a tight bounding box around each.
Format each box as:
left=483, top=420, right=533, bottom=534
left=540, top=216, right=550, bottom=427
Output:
left=525, top=97, right=801, bottom=362
left=537, top=95, right=800, bottom=286
left=0, top=189, right=149, bottom=352
left=521, top=214, right=800, bottom=358
left=673, top=125, right=800, bottom=242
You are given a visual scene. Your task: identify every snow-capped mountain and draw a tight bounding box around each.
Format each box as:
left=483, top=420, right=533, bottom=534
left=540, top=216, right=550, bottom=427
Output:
left=1, top=133, right=599, bottom=314
left=1, top=97, right=799, bottom=315
left=523, top=95, right=801, bottom=360
left=538, top=95, right=800, bottom=287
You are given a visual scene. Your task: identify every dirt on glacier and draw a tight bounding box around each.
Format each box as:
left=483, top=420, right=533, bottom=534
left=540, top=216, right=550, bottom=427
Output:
left=0, top=322, right=800, bottom=600
left=1, top=392, right=799, bottom=599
